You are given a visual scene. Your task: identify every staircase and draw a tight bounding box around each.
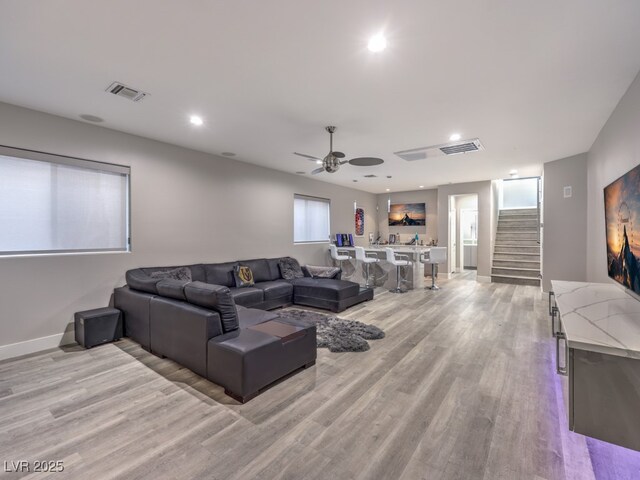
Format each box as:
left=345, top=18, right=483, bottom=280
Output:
left=492, top=208, right=540, bottom=286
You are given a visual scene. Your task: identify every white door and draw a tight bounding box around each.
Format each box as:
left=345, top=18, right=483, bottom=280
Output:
left=449, top=210, right=457, bottom=273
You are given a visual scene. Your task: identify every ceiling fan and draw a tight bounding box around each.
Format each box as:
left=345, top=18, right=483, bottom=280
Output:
left=294, top=126, right=384, bottom=175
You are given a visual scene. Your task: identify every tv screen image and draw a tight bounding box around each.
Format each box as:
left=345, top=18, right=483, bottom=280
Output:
left=604, top=162, right=640, bottom=295
left=388, top=203, right=426, bottom=226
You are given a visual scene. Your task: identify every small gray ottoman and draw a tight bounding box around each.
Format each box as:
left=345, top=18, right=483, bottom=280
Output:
left=74, top=307, right=123, bottom=348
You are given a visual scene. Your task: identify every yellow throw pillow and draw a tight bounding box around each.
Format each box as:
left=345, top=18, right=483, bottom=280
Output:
left=233, top=265, right=255, bottom=288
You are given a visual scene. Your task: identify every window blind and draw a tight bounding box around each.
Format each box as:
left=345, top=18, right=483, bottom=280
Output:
left=0, top=146, right=130, bottom=255
left=293, top=194, right=330, bottom=243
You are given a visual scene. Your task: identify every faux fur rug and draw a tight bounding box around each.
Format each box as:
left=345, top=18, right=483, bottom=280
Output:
left=276, top=309, right=385, bottom=353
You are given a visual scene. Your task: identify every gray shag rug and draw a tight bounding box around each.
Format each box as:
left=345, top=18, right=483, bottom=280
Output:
left=276, top=309, right=385, bottom=353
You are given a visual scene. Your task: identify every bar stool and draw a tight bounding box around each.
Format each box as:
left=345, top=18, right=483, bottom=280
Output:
left=385, top=247, right=412, bottom=294
left=355, top=246, right=379, bottom=288
left=421, top=247, right=447, bottom=290
left=329, top=244, right=351, bottom=271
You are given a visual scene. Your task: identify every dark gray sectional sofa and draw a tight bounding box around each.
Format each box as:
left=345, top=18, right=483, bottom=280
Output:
left=114, top=256, right=373, bottom=401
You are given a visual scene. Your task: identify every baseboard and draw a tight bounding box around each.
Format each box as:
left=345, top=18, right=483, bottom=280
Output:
left=0, top=329, right=75, bottom=362
left=476, top=275, right=491, bottom=283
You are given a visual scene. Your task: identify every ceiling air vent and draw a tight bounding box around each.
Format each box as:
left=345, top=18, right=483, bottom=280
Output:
left=394, top=138, right=484, bottom=161
left=106, top=82, right=148, bottom=102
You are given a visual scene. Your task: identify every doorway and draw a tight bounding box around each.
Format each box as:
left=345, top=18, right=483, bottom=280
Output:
left=448, top=194, right=479, bottom=274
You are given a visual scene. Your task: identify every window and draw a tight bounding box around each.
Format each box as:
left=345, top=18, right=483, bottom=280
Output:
left=0, top=145, right=130, bottom=255
left=293, top=194, right=330, bottom=243
left=500, top=177, right=539, bottom=209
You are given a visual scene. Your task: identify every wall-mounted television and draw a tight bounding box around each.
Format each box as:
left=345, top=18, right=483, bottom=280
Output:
left=604, top=162, right=640, bottom=295
left=388, top=203, right=426, bottom=226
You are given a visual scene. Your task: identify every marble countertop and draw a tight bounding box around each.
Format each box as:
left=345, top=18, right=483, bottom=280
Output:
left=337, top=245, right=432, bottom=253
left=551, top=280, right=640, bottom=359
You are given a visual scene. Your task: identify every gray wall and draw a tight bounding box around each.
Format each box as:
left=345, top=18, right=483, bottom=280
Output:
left=376, top=189, right=438, bottom=244
left=0, top=102, right=377, bottom=348
left=542, top=153, right=588, bottom=292
left=437, top=181, right=493, bottom=279
left=586, top=71, right=640, bottom=283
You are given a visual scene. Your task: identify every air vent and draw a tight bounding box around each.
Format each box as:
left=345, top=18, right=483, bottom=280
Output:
left=106, top=82, right=148, bottom=102
left=363, top=174, right=377, bottom=178
left=440, top=141, right=481, bottom=155
left=394, top=138, right=484, bottom=161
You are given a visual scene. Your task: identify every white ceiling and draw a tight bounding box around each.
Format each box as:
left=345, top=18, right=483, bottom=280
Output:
left=1, top=0, right=639, bottom=193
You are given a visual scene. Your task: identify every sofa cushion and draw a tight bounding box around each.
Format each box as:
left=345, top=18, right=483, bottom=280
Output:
left=156, top=279, right=190, bottom=301
left=204, top=262, right=239, bottom=287
left=233, top=265, right=255, bottom=288
left=279, top=257, right=304, bottom=280
left=229, top=287, right=264, bottom=307
left=183, top=281, right=238, bottom=332
left=289, top=277, right=360, bottom=301
left=236, top=305, right=280, bottom=328
left=266, top=258, right=283, bottom=281
left=241, top=259, right=272, bottom=283
left=252, top=280, right=294, bottom=300
left=149, top=266, right=192, bottom=282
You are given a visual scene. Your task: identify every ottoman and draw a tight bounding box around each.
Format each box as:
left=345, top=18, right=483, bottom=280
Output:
left=207, top=320, right=316, bottom=403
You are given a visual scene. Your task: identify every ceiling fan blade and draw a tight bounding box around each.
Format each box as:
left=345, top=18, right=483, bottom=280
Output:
left=311, top=167, right=325, bottom=175
left=331, top=151, right=345, bottom=158
left=294, top=152, right=322, bottom=161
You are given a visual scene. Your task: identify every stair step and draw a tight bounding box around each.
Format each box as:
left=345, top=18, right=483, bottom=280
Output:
left=496, top=232, right=538, bottom=237
left=494, top=254, right=540, bottom=261
left=498, top=214, right=538, bottom=221
left=497, top=226, right=538, bottom=231
left=498, top=230, right=538, bottom=234
left=494, top=244, right=540, bottom=248
left=499, top=209, right=537, bottom=215
left=492, top=267, right=540, bottom=278
left=493, top=259, right=540, bottom=268
left=491, top=274, right=541, bottom=286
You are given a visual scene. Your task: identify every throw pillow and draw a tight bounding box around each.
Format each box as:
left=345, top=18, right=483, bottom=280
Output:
left=233, top=265, right=255, bottom=288
left=150, top=266, right=192, bottom=282
left=305, top=265, right=341, bottom=278
left=279, top=257, right=304, bottom=280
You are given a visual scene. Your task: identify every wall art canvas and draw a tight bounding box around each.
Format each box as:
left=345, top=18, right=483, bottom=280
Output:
left=355, top=207, right=365, bottom=236
left=604, top=162, right=640, bottom=295
left=388, top=203, right=426, bottom=226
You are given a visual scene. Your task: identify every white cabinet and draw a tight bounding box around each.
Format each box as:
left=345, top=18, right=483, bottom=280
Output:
left=463, top=244, right=477, bottom=268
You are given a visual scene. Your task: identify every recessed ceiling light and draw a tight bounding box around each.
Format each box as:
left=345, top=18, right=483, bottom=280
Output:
left=419, top=185, right=424, bottom=189
left=316, top=160, right=323, bottom=165
left=295, top=171, right=306, bottom=175
left=221, top=152, right=236, bottom=157
left=368, top=34, right=387, bottom=53
left=449, top=133, right=461, bottom=141
left=386, top=175, right=392, bottom=179
left=353, top=179, right=358, bottom=182
left=509, top=169, right=518, bottom=175
left=79, top=114, right=104, bottom=123
left=386, top=188, right=390, bottom=192
left=189, top=115, right=204, bottom=126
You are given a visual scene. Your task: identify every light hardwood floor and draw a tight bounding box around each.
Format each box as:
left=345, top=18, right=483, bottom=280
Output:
left=1, top=272, right=639, bottom=479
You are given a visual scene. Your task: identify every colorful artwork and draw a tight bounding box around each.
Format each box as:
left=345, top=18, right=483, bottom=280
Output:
left=388, top=203, right=426, bottom=226
left=355, top=207, right=365, bottom=236
left=604, top=162, right=640, bottom=295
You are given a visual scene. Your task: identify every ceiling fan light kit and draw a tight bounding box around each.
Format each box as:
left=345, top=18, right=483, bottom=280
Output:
left=294, top=126, right=384, bottom=175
